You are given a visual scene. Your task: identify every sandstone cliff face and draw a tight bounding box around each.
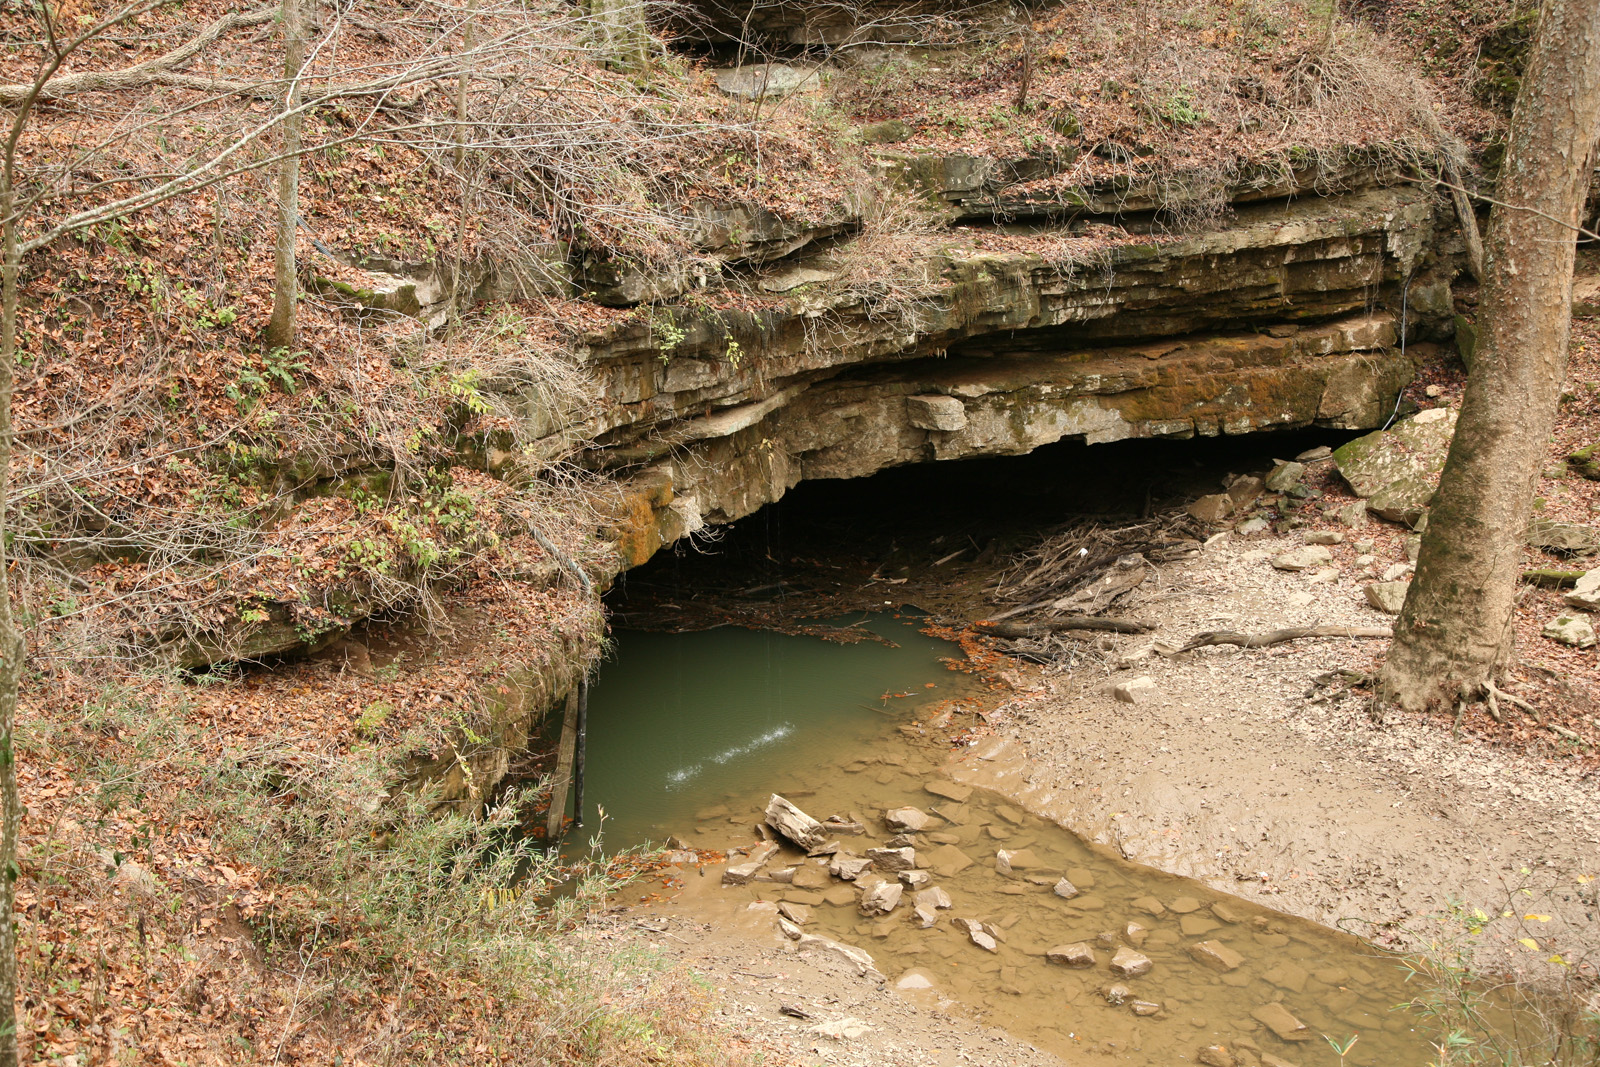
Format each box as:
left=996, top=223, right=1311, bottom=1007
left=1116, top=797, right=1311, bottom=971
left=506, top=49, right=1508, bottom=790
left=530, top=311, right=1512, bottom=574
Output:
left=540, top=171, right=1456, bottom=568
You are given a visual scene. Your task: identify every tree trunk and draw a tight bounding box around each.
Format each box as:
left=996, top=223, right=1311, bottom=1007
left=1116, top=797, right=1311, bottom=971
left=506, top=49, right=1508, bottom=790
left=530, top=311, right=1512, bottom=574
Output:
left=1380, top=0, right=1600, bottom=711
left=0, top=132, right=23, bottom=1067
left=265, top=0, right=306, bottom=351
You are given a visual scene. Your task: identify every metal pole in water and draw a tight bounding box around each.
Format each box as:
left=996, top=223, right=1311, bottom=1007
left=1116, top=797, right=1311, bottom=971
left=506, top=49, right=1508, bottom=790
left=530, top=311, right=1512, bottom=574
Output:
left=573, top=676, right=589, bottom=827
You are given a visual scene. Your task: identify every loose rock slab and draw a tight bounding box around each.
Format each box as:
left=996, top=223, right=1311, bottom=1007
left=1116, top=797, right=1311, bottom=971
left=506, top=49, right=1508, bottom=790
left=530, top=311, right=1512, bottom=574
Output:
left=1109, top=946, right=1153, bottom=977
left=1251, top=1001, right=1313, bottom=1041
left=1364, top=580, right=1409, bottom=614
left=1045, top=942, right=1096, bottom=968
left=867, top=846, right=916, bottom=872
left=766, top=795, right=828, bottom=850
left=1565, top=569, right=1600, bottom=610
left=723, top=842, right=780, bottom=886
left=1272, top=546, right=1334, bottom=571
left=1189, top=939, right=1245, bottom=972
left=859, top=881, right=903, bottom=916
left=884, top=806, right=935, bottom=833
left=1113, top=677, right=1161, bottom=705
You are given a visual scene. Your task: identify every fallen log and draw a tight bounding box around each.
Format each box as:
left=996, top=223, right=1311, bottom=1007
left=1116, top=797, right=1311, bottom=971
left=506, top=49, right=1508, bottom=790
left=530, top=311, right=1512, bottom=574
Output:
left=1180, top=624, right=1391, bottom=652
left=1521, top=568, right=1585, bottom=588
left=982, top=617, right=1154, bottom=638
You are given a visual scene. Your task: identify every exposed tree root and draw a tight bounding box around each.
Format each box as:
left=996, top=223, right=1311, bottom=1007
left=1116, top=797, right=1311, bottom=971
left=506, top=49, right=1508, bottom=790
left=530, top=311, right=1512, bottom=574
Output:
left=1179, top=624, right=1391, bottom=652
left=982, top=617, right=1154, bottom=638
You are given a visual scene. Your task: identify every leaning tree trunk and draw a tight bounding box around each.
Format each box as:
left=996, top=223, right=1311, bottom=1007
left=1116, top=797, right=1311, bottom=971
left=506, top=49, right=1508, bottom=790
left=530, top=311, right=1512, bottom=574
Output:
left=1380, top=0, right=1600, bottom=711
left=265, top=0, right=305, bottom=351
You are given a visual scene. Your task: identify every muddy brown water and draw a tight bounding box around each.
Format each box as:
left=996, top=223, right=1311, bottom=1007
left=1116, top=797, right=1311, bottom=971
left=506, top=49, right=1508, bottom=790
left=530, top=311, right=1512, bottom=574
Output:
left=589, top=618, right=1436, bottom=1065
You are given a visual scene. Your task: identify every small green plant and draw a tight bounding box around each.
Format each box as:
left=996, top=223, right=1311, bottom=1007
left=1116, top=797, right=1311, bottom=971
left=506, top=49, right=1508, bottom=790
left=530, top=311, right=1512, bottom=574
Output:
left=1323, top=1033, right=1359, bottom=1065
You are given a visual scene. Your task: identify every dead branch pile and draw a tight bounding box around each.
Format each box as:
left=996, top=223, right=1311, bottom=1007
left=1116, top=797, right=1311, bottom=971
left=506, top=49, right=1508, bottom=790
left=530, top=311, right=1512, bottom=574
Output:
left=987, top=513, right=1201, bottom=622
left=979, top=512, right=1200, bottom=666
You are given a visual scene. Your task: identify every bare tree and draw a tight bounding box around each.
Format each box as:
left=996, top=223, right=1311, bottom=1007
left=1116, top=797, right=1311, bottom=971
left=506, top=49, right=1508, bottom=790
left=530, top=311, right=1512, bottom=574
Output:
left=266, top=0, right=309, bottom=350
left=1380, top=0, right=1600, bottom=712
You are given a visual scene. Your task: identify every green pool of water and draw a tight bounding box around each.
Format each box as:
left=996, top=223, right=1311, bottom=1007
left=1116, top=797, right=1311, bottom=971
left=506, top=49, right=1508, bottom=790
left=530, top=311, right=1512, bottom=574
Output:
left=575, top=613, right=971, bottom=850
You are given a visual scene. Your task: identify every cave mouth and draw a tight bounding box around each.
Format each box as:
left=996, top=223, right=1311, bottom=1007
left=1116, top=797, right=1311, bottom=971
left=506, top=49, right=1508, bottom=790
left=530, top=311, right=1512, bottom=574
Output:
left=608, top=424, right=1364, bottom=621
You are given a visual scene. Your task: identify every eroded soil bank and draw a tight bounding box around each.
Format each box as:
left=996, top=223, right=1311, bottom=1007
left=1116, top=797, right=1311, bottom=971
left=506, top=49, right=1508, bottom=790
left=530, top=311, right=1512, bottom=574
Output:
left=589, top=436, right=1600, bottom=1067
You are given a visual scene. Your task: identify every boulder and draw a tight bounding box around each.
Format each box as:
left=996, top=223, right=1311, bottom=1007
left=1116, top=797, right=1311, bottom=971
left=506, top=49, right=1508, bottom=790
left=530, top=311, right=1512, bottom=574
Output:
left=1227, top=475, right=1266, bottom=511
left=1337, top=501, right=1370, bottom=528
left=884, top=806, right=935, bottom=833
left=859, top=881, right=903, bottom=916
left=1543, top=614, right=1597, bottom=649
left=1528, top=520, right=1600, bottom=555
left=766, top=795, right=828, bottom=850
left=1272, top=546, right=1334, bottom=571
left=860, top=119, right=913, bottom=144
left=1113, top=677, right=1161, bottom=704
left=1264, top=461, right=1306, bottom=491
left=1332, top=408, right=1456, bottom=526
left=1364, top=581, right=1409, bottom=614
left=1109, top=946, right=1153, bottom=977
left=1046, top=942, right=1097, bottom=968
left=712, top=62, right=820, bottom=100
left=1565, top=569, right=1600, bottom=610
left=1187, top=493, right=1233, bottom=523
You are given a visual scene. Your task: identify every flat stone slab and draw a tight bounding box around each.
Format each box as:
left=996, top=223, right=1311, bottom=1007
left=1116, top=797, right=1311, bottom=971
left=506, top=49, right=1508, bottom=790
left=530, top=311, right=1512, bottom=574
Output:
left=995, top=848, right=1042, bottom=873
left=925, top=844, right=975, bottom=877
left=923, top=780, right=972, bottom=803
left=1251, top=1001, right=1313, bottom=1041
left=1189, top=939, right=1245, bottom=971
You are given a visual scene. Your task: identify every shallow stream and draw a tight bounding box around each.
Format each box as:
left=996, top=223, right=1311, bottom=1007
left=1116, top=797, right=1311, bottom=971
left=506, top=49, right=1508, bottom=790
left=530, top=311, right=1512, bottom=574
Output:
left=581, top=617, right=1438, bottom=1066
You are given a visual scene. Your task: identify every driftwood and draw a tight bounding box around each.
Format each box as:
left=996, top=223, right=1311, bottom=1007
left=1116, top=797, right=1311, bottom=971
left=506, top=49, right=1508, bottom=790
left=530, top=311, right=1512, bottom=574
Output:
left=983, top=617, right=1153, bottom=638
left=1180, top=624, right=1391, bottom=652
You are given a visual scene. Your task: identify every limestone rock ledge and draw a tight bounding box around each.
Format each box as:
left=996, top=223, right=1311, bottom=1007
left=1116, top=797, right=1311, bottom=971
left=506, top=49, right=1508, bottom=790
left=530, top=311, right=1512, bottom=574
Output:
left=547, top=183, right=1452, bottom=568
